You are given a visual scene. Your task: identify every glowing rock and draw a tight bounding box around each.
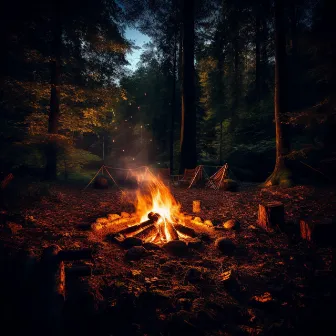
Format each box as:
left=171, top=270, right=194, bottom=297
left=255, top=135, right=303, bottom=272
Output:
left=223, top=219, right=240, bottom=230
left=204, top=220, right=213, bottom=227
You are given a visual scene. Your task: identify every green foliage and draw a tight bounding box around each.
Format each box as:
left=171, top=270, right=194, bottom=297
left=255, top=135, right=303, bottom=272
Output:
left=57, top=147, right=101, bottom=178
left=0, top=0, right=130, bottom=177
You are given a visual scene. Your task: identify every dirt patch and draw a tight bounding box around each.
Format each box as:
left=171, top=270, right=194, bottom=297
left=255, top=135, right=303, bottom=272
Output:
left=0, top=184, right=335, bottom=335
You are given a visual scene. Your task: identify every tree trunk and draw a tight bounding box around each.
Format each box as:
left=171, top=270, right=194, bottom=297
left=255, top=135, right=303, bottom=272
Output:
left=255, top=7, right=261, bottom=103
left=229, top=8, right=240, bottom=133
left=215, top=4, right=226, bottom=165
left=265, top=0, right=292, bottom=187
left=260, top=9, right=268, bottom=97
left=45, top=13, right=62, bottom=180
left=219, top=121, right=223, bottom=165
left=179, top=0, right=197, bottom=173
left=170, top=0, right=178, bottom=174
left=290, top=1, right=300, bottom=111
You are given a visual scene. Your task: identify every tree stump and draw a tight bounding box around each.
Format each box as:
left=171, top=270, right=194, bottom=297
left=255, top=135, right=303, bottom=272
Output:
left=257, top=202, right=284, bottom=231
left=193, top=200, right=201, bottom=213
left=299, top=218, right=335, bottom=246
left=40, top=245, right=65, bottom=335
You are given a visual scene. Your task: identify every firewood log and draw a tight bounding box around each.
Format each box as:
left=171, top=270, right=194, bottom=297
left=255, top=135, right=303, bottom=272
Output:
left=115, top=213, right=161, bottom=236
left=133, top=223, right=157, bottom=240
left=257, top=202, right=284, bottom=231
left=91, top=215, right=139, bottom=231
left=174, top=223, right=196, bottom=238
left=105, top=216, right=139, bottom=230
left=158, top=221, right=167, bottom=241
left=165, top=221, right=179, bottom=241
left=149, top=232, right=160, bottom=244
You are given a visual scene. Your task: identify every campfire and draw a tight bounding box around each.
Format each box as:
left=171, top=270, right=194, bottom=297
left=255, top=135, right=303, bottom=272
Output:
left=91, top=168, right=213, bottom=244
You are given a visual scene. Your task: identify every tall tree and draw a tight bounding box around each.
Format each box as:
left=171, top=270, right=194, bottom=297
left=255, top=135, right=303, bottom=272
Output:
left=180, top=0, right=197, bottom=172
left=1, top=0, right=129, bottom=178
left=46, top=4, right=62, bottom=179
left=265, top=0, right=292, bottom=186
left=170, top=0, right=179, bottom=173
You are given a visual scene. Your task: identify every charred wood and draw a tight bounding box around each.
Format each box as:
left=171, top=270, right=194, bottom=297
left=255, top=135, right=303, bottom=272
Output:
left=133, top=223, right=157, bottom=240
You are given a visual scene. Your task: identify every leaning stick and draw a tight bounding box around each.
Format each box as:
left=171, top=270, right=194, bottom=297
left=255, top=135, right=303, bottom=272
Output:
left=165, top=221, right=179, bottom=241
left=83, top=166, right=103, bottom=191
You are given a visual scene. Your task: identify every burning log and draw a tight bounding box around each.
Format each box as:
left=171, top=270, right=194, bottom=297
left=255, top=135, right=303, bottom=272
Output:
left=165, top=221, right=179, bottom=241
left=174, top=223, right=196, bottom=238
left=158, top=220, right=167, bottom=241
left=115, top=212, right=161, bottom=237
left=133, top=223, right=157, bottom=240
left=152, top=232, right=161, bottom=244
left=257, top=202, right=284, bottom=231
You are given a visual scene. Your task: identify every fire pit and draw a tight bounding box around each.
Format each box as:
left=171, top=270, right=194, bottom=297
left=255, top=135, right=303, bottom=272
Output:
left=91, top=169, right=213, bottom=245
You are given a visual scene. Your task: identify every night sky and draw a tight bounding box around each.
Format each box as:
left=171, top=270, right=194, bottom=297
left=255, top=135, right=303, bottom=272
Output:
left=125, top=28, right=151, bottom=71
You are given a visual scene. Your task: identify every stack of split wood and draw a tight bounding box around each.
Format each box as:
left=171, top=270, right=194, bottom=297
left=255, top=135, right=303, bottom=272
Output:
left=111, top=212, right=187, bottom=243
left=96, top=212, right=216, bottom=244
left=91, top=208, right=215, bottom=244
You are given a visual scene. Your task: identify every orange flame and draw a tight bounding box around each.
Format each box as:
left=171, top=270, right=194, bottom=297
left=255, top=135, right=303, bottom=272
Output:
left=131, top=168, right=183, bottom=242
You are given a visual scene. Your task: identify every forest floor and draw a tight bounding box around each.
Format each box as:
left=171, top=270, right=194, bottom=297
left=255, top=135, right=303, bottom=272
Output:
left=0, top=182, right=335, bottom=335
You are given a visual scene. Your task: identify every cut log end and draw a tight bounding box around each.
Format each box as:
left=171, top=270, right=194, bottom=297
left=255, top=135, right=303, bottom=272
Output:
left=257, top=202, right=284, bottom=231
left=300, top=218, right=335, bottom=246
